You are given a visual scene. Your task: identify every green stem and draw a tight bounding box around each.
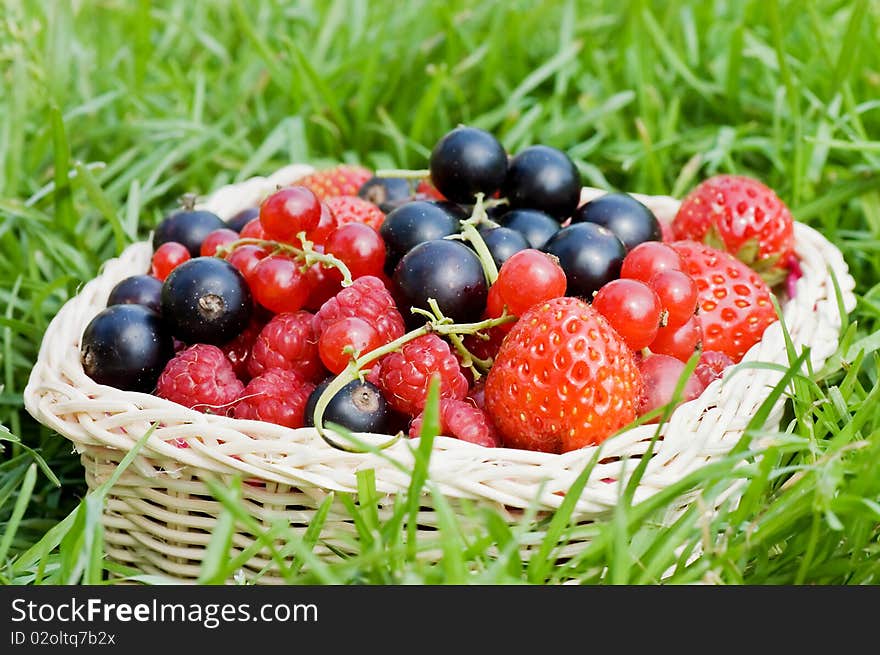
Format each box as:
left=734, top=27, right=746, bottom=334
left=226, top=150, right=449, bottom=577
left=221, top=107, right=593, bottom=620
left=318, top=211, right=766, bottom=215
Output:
left=374, top=168, right=431, bottom=179
left=215, top=237, right=353, bottom=286
left=456, top=193, right=499, bottom=284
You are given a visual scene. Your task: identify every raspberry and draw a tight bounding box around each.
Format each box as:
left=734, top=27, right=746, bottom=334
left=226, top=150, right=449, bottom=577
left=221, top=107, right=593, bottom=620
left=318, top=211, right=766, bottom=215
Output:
left=376, top=334, right=468, bottom=416
left=248, top=311, right=324, bottom=381
left=219, top=316, right=265, bottom=380
left=409, top=398, right=500, bottom=447
left=156, top=344, right=244, bottom=414
left=233, top=369, right=315, bottom=429
left=313, top=276, right=405, bottom=343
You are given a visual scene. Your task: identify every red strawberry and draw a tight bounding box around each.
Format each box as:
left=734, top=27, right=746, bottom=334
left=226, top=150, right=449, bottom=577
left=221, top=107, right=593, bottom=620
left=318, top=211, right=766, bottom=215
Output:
left=296, top=165, right=372, bottom=200
left=671, top=175, right=795, bottom=282
left=323, top=195, right=385, bottom=232
left=671, top=241, right=777, bottom=363
left=484, top=297, right=642, bottom=453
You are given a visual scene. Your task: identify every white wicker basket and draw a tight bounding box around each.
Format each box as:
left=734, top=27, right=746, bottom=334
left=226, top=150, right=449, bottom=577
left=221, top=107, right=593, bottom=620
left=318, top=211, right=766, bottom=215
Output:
left=23, top=164, right=856, bottom=583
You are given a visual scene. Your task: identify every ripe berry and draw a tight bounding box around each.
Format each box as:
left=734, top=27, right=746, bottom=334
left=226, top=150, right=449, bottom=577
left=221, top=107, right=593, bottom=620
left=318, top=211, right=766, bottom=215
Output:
left=484, top=297, right=642, bottom=452
left=649, top=315, right=702, bottom=361
left=225, top=244, right=269, bottom=279
left=501, top=145, right=581, bottom=220
left=81, top=304, right=175, bottom=392
left=226, top=207, right=259, bottom=232
left=592, top=279, right=663, bottom=351
left=156, top=344, right=245, bottom=414
left=358, top=176, right=412, bottom=212
left=409, top=398, right=500, bottom=447
left=233, top=369, right=315, bottom=429
left=153, top=208, right=226, bottom=257
left=304, top=379, right=392, bottom=434
left=542, top=222, right=626, bottom=298
left=393, top=239, right=488, bottom=325
left=151, top=242, right=191, bottom=281
left=379, top=200, right=461, bottom=272
left=249, top=255, right=309, bottom=314
left=318, top=317, right=382, bottom=374
left=637, top=353, right=705, bottom=421
left=305, top=202, right=337, bottom=245
left=649, top=269, right=698, bottom=329
left=572, top=192, right=661, bottom=251
left=239, top=217, right=267, bottom=240
left=694, top=350, right=734, bottom=387
left=324, top=222, right=386, bottom=279
left=248, top=310, right=323, bottom=381
left=497, top=208, right=560, bottom=249
left=478, top=226, right=529, bottom=269
left=493, top=248, right=567, bottom=317
left=429, top=126, right=508, bottom=203
left=219, top=315, right=265, bottom=380
left=161, top=257, right=253, bottom=345
left=303, top=261, right=344, bottom=311
left=107, top=274, right=164, bottom=314
left=297, top=164, right=373, bottom=200
left=200, top=228, right=239, bottom=257
left=313, top=276, right=406, bottom=343
left=620, top=241, right=684, bottom=283
left=259, top=186, right=322, bottom=243
left=323, top=195, right=386, bottom=232
left=375, top=333, right=469, bottom=416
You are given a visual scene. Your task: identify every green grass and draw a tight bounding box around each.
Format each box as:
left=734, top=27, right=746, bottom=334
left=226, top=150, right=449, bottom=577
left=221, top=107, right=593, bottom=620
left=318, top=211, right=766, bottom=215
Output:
left=2, top=0, right=880, bottom=584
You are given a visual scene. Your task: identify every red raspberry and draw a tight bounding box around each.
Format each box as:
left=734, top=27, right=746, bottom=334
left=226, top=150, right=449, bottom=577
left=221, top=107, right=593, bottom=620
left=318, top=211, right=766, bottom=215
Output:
left=156, top=344, right=244, bottom=414
left=376, top=334, right=468, bottom=416
left=313, top=276, right=405, bottom=343
left=248, top=311, right=324, bottom=381
left=409, top=398, right=500, bottom=447
left=219, top=316, right=265, bottom=381
left=233, top=369, right=315, bottom=429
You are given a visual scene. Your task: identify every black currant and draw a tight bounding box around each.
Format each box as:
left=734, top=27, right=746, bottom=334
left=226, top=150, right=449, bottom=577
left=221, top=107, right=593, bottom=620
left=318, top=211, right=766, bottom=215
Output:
left=107, top=275, right=164, bottom=314
left=571, top=192, right=661, bottom=251
left=497, top=208, right=560, bottom=249
left=478, top=226, right=529, bottom=269
left=429, top=126, right=507, bottom=204
left=379, top=200, right=461, bottom=273
left=358, top=176, right=412, bottom=212
left=226, top=207, right=259, bottom=233
left=152, top=208, right=226, bottom=257
left=501, top=145, right=581, bottom=219
left=543, top=223, right=626, bottom=298
left=80, top=304, right=175, bottom=392
left=161, top=257, right=252, bottom=345
left=393, top=239, right=488, bottom=325
left=304, top=379, right=393, bottom=434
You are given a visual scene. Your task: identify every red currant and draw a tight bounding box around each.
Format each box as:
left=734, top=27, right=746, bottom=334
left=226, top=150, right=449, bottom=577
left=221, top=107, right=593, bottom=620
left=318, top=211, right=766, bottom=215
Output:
left=249, top=255, right=309, bottom=314
left=650, top=269, right=698, bottom=328
left=493, top=249, right=567, bottom=317
left=303, top=261, right=344, bottom=311
left=318, top=317, right=382, bottom=374
left=637, top=353, right=705, bottom=421
left=620, top=241, right=683, bottom=283
left=324, top=223, right=386, bottom=279
left=592, top=279, right=662, bottom=351
left=305, top=202, right=337, bottom=245
left=225, top=244, right=269, bottom=280
left=151, top=242, right=190, bottom=281
left=240, top=217, right=267, bottom=240
left=200, top=228, right=239, bottom=257
left=259, top=186, right=322, bottom=243
left=649, top=315, right=702, bottom=361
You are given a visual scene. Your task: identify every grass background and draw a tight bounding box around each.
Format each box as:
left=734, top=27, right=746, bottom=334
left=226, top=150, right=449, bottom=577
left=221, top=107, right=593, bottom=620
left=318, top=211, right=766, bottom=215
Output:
left=1, top=0, right=879, bottom=584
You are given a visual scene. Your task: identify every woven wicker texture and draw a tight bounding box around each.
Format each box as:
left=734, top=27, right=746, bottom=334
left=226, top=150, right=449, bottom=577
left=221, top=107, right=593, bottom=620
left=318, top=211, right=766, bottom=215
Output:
left=23, top=164, right=857, bottom=582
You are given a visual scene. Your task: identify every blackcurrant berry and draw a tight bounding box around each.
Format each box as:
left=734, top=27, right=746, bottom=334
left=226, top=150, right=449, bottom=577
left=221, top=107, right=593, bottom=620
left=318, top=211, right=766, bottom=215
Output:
left=543, top=222, right=626, bottom=298
left=107, top=275, right=164, bottom=314
left=379, top=200, right=461, bottom=273
left=152, top=208, right=226, bottom=257
left=226, top=207, right=259, bottom=233
left=393, top=239, right=488, bottom=324
left=358, top=176, right=412, bottom=212
left=161, top=257, right=253, bottom=345
left=571, top=192, right=661, bottom=251
left=478, top=226, right=529, bottom=269
left=429, top=126, right=507, bottom=204
left=501, top=145, right=581, bottom=220
left=80, top=304, right=175, bottom=392
left=304, top=379, right=393, bottom=434
left=497, top=208, right=560, bottom=249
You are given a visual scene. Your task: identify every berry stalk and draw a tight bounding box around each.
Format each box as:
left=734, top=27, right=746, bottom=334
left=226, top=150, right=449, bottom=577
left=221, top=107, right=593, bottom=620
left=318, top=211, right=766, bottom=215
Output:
left=454, top=193, right=500, bottom=284
left=216, top=237, right=354, bottom=286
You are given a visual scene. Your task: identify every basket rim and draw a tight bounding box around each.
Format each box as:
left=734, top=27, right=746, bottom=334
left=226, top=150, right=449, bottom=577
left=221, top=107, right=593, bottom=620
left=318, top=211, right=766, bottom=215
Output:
left=22, top=166, right=858, bottom=516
